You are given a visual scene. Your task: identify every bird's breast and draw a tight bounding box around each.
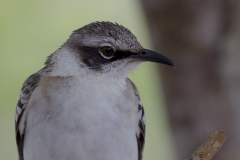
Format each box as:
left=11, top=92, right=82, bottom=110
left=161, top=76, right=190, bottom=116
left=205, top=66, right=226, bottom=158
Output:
left=24, top=76, right=139, bottom=160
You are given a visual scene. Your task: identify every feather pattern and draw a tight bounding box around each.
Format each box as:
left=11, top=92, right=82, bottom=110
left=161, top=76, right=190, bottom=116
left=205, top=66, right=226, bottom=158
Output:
left=137, top=101, right=145, bottom=160
left=127, top=79, right=146, bottom=160
left=15, top=73, right=40, bottom=160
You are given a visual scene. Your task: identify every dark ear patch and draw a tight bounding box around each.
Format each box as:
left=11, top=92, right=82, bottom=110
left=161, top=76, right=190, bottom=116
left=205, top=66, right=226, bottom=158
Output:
left=79, top=46, right=108, bottom=70
left=78, top=46, right=136, bottom=70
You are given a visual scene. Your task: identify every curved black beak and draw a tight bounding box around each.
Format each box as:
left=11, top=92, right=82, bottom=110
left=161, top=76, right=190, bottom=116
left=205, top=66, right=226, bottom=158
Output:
left=130, top=49, right=175, bottom=67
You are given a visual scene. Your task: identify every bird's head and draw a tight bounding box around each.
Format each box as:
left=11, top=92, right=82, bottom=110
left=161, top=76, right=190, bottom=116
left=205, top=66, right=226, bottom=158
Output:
left=44, top=22, right=175, bottom=79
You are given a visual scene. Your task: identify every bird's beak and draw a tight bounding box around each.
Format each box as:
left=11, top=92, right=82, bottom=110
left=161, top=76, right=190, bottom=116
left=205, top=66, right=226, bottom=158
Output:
left=129, top=49, right=175, bottom=67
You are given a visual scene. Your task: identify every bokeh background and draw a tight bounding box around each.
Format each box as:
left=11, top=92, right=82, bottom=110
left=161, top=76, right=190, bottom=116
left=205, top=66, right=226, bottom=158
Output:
left=1, top=0, right=240, bottom=160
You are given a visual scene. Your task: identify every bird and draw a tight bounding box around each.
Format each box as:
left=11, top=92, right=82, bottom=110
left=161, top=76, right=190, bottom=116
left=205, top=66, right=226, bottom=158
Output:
left=15, top=21, right=175, bottom=160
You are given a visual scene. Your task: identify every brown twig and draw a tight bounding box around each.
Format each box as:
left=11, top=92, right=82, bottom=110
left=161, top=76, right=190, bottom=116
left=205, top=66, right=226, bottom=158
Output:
left=188, top=130, right=227, bottom=160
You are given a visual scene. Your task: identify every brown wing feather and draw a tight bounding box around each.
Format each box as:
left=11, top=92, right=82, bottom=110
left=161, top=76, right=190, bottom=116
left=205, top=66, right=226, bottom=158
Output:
left=15, top=73, right=40, bottom=160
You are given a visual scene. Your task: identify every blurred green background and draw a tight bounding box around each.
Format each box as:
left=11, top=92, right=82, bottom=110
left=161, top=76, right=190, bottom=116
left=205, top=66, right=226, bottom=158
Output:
left=0, top=1, right=176, bottom=159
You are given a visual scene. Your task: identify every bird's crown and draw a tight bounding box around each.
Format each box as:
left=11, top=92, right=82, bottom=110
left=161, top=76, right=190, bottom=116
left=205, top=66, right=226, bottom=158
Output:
left=70, top=21, right=142, bottom=53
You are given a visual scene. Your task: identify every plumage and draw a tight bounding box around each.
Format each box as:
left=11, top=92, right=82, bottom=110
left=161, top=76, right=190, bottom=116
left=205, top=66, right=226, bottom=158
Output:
left=15, top=21, right=174, bottom=160
left=128, top=79, right=146, bottom=160
left=15, top=73, right=40, bottom=160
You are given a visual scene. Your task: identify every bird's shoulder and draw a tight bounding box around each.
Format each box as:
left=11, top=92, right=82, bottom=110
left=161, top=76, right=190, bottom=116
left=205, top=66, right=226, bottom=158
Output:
left=126, top=78, right=146, bottom=160
left=15, top=72, right=41, bottom=160
left=126, top=78, right=140, bottom=97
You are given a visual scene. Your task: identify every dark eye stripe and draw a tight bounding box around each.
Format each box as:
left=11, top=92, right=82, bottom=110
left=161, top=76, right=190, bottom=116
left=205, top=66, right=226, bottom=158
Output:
left=112, top=50, right=132, bottom=60
left=78, top=46, right=137, bottom=70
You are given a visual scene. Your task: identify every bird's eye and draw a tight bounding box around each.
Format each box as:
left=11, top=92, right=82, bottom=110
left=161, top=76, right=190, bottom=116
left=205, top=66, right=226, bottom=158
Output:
left=101, top=46, right=114, bottom=58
